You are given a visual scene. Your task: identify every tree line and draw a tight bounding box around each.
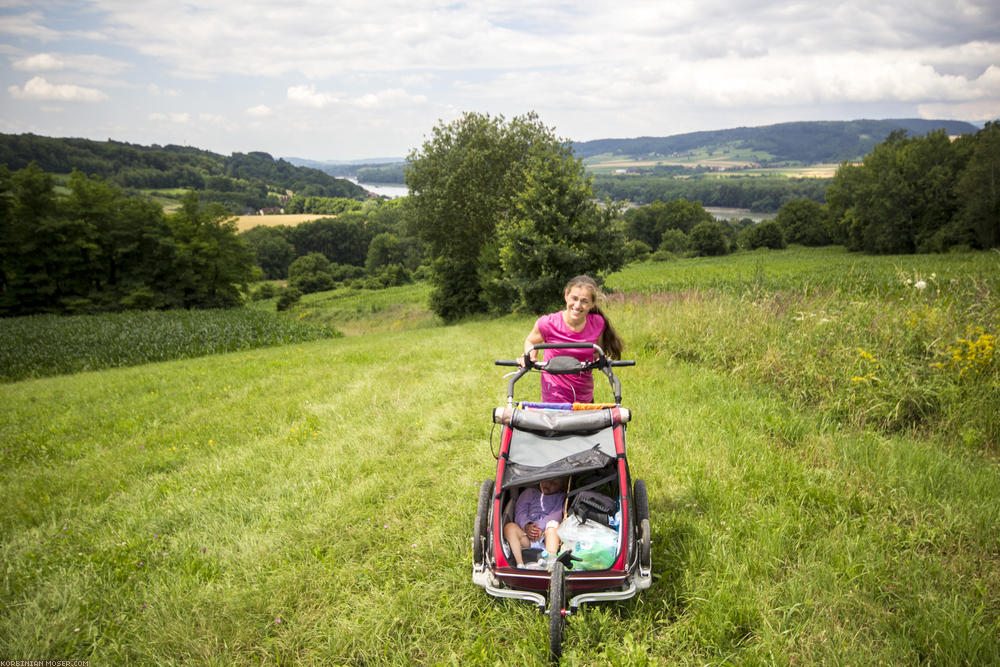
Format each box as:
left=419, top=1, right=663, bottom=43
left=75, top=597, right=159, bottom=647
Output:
left=593, top=174, right=830, bottom=211
left=0, top=134, right=366, bottom=214
left=827, top=122, right=999, bottom=253
left=1, top=164, right=254, bottom=316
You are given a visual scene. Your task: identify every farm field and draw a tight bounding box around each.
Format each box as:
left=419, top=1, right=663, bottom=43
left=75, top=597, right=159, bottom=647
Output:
left=1, top=248, right=998, bottom=664
left=235, top=213, right=331, bottom=231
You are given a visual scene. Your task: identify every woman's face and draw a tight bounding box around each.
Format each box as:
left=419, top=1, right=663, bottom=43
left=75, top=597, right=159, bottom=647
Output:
left=563, top=285, right=595, bottom=324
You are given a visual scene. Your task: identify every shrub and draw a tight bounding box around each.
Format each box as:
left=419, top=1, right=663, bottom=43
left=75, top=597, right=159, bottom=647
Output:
left=249, top=283, right=278, bottom=301
left=276, top=287, right=302, bottom=311
left=742, top=220, right=787, bottom=250
left=288, top=253, right=334, bottom=294
left=658, top=229, right=690, bottom=254
left=689, top=221, right=729, bottom=256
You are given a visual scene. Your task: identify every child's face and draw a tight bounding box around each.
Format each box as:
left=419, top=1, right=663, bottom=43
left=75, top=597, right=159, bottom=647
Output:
left=539, top=477, right=567, bottom=494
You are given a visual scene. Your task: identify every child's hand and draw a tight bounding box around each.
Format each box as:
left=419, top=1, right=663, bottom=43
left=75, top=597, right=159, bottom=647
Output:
left=525, top=522, right=542, bottom=541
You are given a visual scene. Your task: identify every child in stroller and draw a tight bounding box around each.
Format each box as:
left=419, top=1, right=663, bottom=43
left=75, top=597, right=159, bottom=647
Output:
left=503, top=477, right=568, bottom=568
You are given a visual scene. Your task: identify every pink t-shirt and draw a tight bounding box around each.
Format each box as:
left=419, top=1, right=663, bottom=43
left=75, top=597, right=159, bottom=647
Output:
left=536, top=311, right=605, bottom=403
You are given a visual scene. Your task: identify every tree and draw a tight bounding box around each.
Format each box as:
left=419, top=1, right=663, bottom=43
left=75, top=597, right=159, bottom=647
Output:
left=1, top=162, right=95, bottom=313
left=826, top=129, right=973, bottom=253
left=241, top=226, right=295, bottom=279
left=625, top=198, right=714, bottom=248
left=689, top=221, right=729, bottom=256
left=288, top=252, right=334, bottom=294
left=775, top=198, right=830, bottom=246
left=658, top=229, right=690, bottom=254
left=742, top=219, right=786, bottom=250
left=365, top=232, right=405, bottom=274
left=954, top=121, right=1000, bottom=249
left=496, top=142, right=627, bottom=313
left=164, top=192, right=254, bottom=307
left=405, top=112, right=563, bottom=321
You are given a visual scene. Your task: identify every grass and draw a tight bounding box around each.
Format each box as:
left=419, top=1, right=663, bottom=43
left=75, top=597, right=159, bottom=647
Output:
left=254, top=282, right=440, bottom=337
left=2, top=247, right=998, bottom=664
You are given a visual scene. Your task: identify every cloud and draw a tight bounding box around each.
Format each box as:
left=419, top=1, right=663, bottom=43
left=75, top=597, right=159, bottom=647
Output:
left=352, top=89, right=427, bottom=109
left=13, top=52, right=131, bottom=76
left=8, top=76, right=108, bottom=102
left=286, top=84, right=337, bottom=108
left=246, top=104, right=273, bottom=117
left=149, top=111, right=191, bottom=124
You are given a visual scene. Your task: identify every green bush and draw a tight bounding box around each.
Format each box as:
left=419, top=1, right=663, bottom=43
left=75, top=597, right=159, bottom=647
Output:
left=288, top=253, right=334, bottom=294
left=689, top=221, right=730, bottom=256
left=742, top=219, right=787, bottom=250
left=276, top=287, right=303, bottom=311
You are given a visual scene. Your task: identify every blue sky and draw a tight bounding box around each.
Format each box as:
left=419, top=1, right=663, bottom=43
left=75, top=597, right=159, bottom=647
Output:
left=1, top=0, right=998, bottom=161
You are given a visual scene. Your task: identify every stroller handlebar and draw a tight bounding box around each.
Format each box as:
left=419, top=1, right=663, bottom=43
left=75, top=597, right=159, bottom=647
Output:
left=494, top=343, right=634, bottom=404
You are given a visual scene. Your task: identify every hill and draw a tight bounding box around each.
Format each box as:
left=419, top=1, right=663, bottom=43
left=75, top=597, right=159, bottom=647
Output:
left=0, top=133, right=367, bottom=212
left=573, top=118, right=979, bottom=165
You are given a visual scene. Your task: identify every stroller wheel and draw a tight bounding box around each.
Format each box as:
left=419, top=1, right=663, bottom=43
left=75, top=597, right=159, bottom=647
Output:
left=473, top=479, right=494, bottom=567
left=548, top=560, right=566, bottom=663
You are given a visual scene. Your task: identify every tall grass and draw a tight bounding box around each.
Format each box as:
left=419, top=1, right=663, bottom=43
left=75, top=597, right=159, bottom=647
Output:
left=1, top=247, right=998, bottom=664
left=611, top=247, right=1000, bottom=447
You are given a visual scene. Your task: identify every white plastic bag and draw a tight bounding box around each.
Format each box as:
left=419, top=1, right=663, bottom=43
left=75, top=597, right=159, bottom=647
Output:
left=557, top=514, right=619, bottom=570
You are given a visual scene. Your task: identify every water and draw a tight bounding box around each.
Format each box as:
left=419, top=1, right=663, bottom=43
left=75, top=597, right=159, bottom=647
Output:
left=348, top=179, right=409, bottom=199
left=705, top=206, right=776, bottom=222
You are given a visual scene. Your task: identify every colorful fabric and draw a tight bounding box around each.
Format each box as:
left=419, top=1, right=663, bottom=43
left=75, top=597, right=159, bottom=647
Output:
left=535, top=312, right=605, bottom=403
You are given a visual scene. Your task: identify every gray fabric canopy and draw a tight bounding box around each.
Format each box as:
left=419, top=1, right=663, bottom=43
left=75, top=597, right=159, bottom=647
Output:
left=501, top=426, right=617, bottom=490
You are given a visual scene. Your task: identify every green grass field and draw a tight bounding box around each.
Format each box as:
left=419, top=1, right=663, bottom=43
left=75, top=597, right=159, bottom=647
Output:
left=2, top=248, right=998, bottom=664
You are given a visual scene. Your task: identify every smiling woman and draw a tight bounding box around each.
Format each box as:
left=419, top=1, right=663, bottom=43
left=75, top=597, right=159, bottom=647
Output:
left=520, top=275, right=624, bottom=403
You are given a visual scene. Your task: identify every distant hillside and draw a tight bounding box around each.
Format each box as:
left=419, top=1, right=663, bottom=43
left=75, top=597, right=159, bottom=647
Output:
left=0, top=133, right=367, bottom=212
left=573, top=119, right=979, bottom=165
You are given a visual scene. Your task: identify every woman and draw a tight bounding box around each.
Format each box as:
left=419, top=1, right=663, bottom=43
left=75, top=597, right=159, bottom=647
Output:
left=520, top=275, right=624, bottom=403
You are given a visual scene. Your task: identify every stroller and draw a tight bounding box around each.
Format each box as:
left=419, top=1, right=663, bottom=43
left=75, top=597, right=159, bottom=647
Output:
left=472, top=342, right=652, bottom=661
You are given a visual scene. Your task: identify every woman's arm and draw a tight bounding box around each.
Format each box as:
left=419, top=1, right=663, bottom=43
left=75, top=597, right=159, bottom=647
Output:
left=520, top=321, right=544, bottom=365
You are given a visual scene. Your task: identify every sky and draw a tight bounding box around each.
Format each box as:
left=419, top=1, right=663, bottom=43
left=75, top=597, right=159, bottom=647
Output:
left=1, top=0, right=998, bottom=162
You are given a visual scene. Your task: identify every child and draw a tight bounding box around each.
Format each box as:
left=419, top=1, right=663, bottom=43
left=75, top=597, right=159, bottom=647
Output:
left=503, top=477, right=569, bottom=568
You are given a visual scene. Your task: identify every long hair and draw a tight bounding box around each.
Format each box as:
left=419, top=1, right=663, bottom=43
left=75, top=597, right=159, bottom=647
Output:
left=564, top=275, right=624, bottom=360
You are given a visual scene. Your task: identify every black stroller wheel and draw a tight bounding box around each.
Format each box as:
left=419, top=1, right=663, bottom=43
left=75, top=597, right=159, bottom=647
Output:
left=633, top=478, right=649, bottom=522
left=548, top=560, right=566, bottom=663
left=473, top=479, right=493, bottom=566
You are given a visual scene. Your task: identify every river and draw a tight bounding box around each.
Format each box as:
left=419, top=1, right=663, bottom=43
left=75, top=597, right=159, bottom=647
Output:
left=349, top=179, right=409, bottom=199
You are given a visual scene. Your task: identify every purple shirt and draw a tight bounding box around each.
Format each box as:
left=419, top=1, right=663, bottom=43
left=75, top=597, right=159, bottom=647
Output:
left=536, top=311, right=605, bottom=403
left=514, top=487, right=567, bottom=529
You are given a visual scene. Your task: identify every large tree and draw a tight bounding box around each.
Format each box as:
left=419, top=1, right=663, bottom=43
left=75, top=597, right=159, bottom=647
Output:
left=954, top=121, right=1000, bottom=249
left=406, top=112, right=560, bottom=320
left=496, top=142, right=626, bottom=313
left=407, top=111, right=628, bottom=320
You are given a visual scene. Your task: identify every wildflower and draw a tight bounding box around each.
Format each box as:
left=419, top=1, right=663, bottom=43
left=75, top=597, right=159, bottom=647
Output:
left=914, top=280, right=927, bottom=291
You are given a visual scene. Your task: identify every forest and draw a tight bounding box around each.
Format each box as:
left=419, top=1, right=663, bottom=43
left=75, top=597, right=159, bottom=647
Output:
left=0, top=133, right=366, bottom=214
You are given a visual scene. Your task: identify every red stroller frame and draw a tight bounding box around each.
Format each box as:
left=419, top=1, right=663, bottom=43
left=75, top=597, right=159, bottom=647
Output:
left=472, top=343, right=652, bottom=661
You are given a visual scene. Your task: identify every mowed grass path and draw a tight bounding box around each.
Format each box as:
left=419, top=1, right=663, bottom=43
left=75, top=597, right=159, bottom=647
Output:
left=3, top=295, right=999, bottom=663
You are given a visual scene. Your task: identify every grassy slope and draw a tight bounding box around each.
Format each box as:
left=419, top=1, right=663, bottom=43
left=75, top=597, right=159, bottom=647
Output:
left=2, top=255, right=999, bottom=664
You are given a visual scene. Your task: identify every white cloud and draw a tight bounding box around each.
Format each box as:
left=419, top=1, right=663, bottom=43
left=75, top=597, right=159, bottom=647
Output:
left=286, top=84, right=337, bottom=108
left=246, top=104, right=273, bottom=117
left=13, top=53, right=66, bottom=70
left=149, top=111, right=191, bottom=123
left=352, top=89, right=427, bottom=109
left=12, top=52, right=130, bottom=76
left=8, top=76, right=108, bottom=102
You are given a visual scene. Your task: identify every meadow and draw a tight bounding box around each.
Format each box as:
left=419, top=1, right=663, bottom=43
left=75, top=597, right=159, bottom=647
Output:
left=1, top=247, right=998, bottom=664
